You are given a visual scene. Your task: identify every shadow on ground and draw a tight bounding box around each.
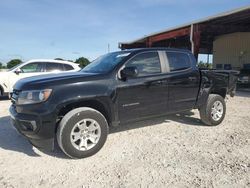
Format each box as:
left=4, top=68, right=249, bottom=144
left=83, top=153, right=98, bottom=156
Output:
left=0, top=116, right=69, bottom=159
left=110, top=111, right=207, bottom=134
left=0, top=111, right=206, bottom=158
left=0, top=116, right=40, bottom=157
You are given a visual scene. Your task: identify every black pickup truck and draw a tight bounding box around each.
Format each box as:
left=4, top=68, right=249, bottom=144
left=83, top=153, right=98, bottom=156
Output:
left=9, top=48, right=238, bottom=159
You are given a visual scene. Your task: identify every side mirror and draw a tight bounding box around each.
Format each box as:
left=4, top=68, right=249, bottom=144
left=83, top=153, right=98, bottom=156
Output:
left=120, top=66, right=138, bottom=80
left=14, top=68, right=22, bottom=75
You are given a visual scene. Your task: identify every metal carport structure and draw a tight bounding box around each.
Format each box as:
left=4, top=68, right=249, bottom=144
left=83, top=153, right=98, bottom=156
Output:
left=119, top=6, right=250, bottom=60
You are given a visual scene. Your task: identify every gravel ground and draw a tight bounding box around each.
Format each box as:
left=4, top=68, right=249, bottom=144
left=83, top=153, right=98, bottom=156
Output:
left=0, top=92, right=249, bottom=188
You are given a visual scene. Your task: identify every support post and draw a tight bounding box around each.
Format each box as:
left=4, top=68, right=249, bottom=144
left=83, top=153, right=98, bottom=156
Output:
left=192, top=24, right=201, bottom=59
left=146, top=37, right=152, bottom=47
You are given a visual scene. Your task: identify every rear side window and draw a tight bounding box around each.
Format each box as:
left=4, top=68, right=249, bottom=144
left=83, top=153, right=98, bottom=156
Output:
left=166, top=52, right=191, bottom=71
left=243, top=64, right=250, bottom=69
left=63, top=64, right=74, bottom=71
left=224, top=64, right=232, bottom=70
left=45, top=63, right=64, bottom=72
left=126, top=52, right=161, bottom=76
left=20, top=63, right=43, bottom=73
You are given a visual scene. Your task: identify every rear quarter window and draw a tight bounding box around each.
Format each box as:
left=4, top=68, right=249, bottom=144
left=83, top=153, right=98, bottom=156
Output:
left=63, top=64, right=74, bottom=71
left=45, top=63, right=64, bottom=72
left=166, top=51, right=191, bottom=72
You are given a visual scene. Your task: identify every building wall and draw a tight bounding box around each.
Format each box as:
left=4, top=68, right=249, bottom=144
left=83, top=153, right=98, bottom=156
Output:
left=213, top=32, right=250, bottom=70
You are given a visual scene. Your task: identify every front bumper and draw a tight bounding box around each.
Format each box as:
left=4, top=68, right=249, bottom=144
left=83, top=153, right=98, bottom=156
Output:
left=9, top=105, right=56, bottom=151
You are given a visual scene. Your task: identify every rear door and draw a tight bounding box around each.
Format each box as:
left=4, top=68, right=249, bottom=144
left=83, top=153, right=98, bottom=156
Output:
left=165, top=51, right=200, bottom=112
left=116, top=51, right=169, bottom=122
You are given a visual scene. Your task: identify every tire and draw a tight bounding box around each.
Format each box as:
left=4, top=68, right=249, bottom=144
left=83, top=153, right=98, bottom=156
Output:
left=57, top=107, right=109, bottom=159
left=199, top=94, right=226, bottom=126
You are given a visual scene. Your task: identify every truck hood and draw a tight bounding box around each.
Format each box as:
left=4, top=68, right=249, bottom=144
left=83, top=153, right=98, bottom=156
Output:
left=14, top=71, right=100, bottom=90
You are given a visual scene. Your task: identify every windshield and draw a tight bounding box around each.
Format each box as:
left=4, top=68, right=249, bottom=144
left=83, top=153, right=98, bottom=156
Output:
left=82, top=51, right=131, bottom=73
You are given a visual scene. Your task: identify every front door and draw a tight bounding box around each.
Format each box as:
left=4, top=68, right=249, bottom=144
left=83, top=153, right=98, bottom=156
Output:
left=116, top=51, right=168, bottom=122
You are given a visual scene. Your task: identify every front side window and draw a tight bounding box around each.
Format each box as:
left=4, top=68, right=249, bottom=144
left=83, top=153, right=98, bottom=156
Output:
left=20, top=63, right=43, bottom=73
left=125, top=52, right=161, bottom=77
left=166, top=52, right=191, bottom=71
left=46, top=63, right=64, bottom=72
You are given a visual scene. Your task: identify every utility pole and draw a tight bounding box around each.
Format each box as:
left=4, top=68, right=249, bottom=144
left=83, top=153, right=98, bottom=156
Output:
left=108, top=43, right=110, bottom=53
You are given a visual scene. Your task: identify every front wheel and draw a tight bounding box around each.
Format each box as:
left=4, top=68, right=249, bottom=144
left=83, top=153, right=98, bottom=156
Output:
left=199, top=94, right=226, bottom=126
left=57, top=107, right=109, bottom=159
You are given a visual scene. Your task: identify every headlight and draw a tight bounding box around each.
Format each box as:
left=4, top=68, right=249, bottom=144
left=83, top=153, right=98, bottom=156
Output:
left=17, top=89, right=52, bottom=105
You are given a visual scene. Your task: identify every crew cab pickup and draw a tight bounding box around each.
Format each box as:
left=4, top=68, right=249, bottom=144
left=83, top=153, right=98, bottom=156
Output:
left=9, top=48, right=238, bottom=159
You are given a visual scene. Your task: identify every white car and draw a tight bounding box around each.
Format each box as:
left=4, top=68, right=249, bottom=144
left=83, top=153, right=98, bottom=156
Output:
left=0, top=59, right=81, bottom=97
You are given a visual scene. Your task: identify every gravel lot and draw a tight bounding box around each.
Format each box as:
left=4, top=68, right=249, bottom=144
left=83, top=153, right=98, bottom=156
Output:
left=0, top=92, right=249, bottom=188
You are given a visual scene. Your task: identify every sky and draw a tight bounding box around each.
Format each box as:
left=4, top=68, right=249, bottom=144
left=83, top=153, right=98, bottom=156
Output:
left=0, top=0, right=250, bottom=64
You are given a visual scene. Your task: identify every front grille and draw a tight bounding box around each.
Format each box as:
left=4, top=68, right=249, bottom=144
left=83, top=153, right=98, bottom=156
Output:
left=11, top=89, right=21, bottom=105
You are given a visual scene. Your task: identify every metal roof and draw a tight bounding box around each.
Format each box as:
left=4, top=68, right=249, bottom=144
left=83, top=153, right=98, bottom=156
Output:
left=120, top=5, right=250, bottom=45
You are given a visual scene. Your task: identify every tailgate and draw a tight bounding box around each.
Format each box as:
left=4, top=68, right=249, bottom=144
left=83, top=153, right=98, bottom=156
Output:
left=213, top=70, right=239, bottom=95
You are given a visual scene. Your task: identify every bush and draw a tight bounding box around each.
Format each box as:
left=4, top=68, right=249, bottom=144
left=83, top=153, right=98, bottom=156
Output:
left=75, top=57, right=90, bottom=68
left=7, top=59, right=22, bottom=69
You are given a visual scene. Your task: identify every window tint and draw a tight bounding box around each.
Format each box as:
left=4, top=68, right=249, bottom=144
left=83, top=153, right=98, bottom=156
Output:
left=166, top=52, right=191, bottom=71
left=63, top=64, right=74, bottom=71
left=224, top=64, right=232, bottom=70
left=46, top=63, right=64, bottom=72
left=20, top=63, right=43, bottom=73
left=243, top=64, right=250, bottom=69
left=126, top=52, right=161, bottom=76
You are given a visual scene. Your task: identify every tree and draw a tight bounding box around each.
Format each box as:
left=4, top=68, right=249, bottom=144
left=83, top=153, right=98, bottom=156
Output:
left=7, top=59, right=22, bottom=69
left=198, top=61, right=212, bottom=69
left=55, top=58, right=74, bottom=62
left=54, top=58, right=64, bottom=61
left=0, top=62, right=2, bottom=69
left=74, top=57, right=90, bottom=68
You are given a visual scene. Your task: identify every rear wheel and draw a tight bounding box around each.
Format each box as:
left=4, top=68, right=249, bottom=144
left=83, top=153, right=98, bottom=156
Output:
left=57, top=107, right=109, bottom=159
left=199, top=94, right=226, bottom=126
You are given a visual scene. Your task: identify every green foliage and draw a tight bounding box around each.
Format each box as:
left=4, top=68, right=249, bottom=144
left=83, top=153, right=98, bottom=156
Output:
left=198, top=61, right=212, bottom=69
left=7, top=59, right=22, bottom=69
left=0, top=62, right=6, bottom=69
left=54, top=58, right=64, bottom=60
left=55, top=58, right=74, bottom=62
left=74, top=57, right=90, bottom=68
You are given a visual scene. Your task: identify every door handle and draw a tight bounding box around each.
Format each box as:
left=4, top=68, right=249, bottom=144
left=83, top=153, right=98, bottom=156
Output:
left=155, top=80, right=163, bottom=84
left=145, top=80, right=162, bottom=86
left=188, top=77, right=197, bottom=81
